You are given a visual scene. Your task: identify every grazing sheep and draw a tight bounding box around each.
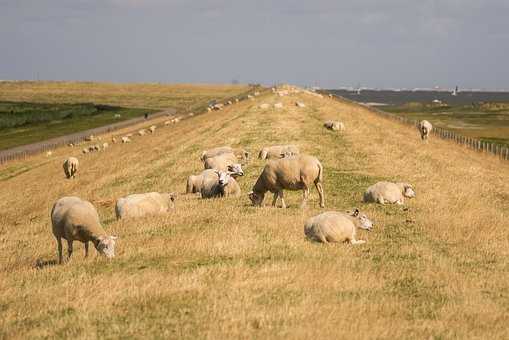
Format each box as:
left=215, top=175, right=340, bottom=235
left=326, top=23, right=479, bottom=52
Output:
left=112, top=137, right=118, bottom=144
left=201, top=170, right=241, bottom=198
left=328, top=94, right=333, bottom=98
left=115, top=192, right=177, bottom=220
left=363, top=181, right=416, bottom=205
left=258, top=145, right=299, bottom=160
left=82, top=148, right=89, bottom=154
left=201, top=147, right=249, bottom=162
left=295, top=102, right=306, bottom=108
left=149, top=125, right=156, bottom=133
left=274, top=102, right=283, bottom=109
left=204, top=153, right=241, bottom=172
left=138, top=129, right=147, bottom=136
left=164, top=120, right=172, bottom=126
left=304, top=209, right=373, bottom=245
left=63, top=157, right=79, bottom=179
left=324, top=120, right=345, bottom=131
left=419, top=120, right=433, bottom=140
left=85, top=135, right=95, bottom=142
left=248, top=154, right=325, bottom=208
left=51, top=196, right=117, bottom=264
left=121, top=136, right=131, bottom=143
left=102, top=142, right=109, bottom=150
left=247, top=94, right=254, bottom=100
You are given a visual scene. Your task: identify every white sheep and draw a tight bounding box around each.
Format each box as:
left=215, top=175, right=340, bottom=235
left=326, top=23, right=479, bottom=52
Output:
left=82, top=148, right=89, bottom=154
left=112, top=137, right=118, bottom=144
left=249, top=154, right=325, bottom=208
left=204, top=153, right=242, bottom=172
left=304, top=209, right=373, bottom=245
left=324, top=120, right=345, bottom=131
left=201, top=170, right=241, bottom=198
left=295, top=102, right=306, bottom=108
left=274, top=102, right=283, bottom=109
left=149, top=125, right=156, bottom=133
left=138, top=129, right=147, bottom=136
left=51, top=196, right=117, bottom=264
left=201, top=147, right=249, bottom=162
left=121, top=136, right=131, bottom=143
left=63, top=157, right=79, bottom=179
left=363, top=181, right=416, bottom=205
left=102, top=142, right=109, bottom=150
left=419, top=120, right=433, bottom=141
left=258, top=145, right=299, bottom=160
left=115, top=192, right=177, bottom=220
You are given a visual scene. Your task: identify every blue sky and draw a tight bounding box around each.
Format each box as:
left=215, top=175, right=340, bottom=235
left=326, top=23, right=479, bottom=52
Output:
left=1, top=0, right=508, bottom=89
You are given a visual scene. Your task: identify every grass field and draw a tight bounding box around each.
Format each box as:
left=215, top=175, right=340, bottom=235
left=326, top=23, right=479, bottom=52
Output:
left=0, top=81, right=251, bottom=150
left=1, top=87, right=508, bottom=339
left=382, top=102, right=509, bottom=146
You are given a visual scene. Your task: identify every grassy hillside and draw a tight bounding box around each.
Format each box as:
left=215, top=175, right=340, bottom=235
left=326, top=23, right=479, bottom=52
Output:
left=0, top=81, right=251, bottom=150
left=1, top=88, right=508, bottom=339
left=382, top=102, right=509, bottom=146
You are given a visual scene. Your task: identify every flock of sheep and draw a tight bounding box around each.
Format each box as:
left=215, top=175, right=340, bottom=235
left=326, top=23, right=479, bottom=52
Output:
left=51, top=86, right=433, bottom=264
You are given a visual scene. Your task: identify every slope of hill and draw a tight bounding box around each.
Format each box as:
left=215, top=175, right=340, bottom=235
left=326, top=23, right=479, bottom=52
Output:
left=1, top=87, right=508, bottom=339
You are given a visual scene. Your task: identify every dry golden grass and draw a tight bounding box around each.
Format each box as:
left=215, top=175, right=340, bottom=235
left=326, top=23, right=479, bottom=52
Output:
left=0, top=81, right=251, bottom=110
left=1, top=87, right=509, bottom=339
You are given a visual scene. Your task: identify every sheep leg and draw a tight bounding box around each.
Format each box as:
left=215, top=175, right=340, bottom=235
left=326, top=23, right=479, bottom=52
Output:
left=85, top=242, right=89, bottom=257
left=57, top=237, right=63, bottom=264
left=315, top=182, right=325, bottom=208
left=67, top=239, right=73, bottom=260
left=271, top=192, right=279, bottom=207
left=279, top=191, right=287, bottom=209
left=350, top=239, right=366, bottom=245
left=300, top=188, right=310, bottom=208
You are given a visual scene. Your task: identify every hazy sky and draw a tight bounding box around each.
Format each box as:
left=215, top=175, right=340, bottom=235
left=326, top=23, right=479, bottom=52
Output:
left=1, top=0, right=508, bottom=89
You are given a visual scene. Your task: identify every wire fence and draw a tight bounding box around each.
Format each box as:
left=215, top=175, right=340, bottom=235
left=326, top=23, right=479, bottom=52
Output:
left=327, top=93, right=509, bottom=161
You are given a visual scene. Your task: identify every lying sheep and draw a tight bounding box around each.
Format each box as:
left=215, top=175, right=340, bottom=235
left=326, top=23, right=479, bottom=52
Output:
left=324, top=120, right=345, bottom=131
left=201, top=170, right=241, bottom=198
left=204, top=153, right=242, bottom=172
left=258, top=145, right=299, bottom=160
left=121, top=136, right=131, bottom=143
left=149, top=125, right=156, bottom=133
left=51, top=196, right=117, bottom=264
left=419, top=120, right=433, bottom=140
left=63, top=157, right=79, bottom=179
left=115, top=192, right=177, bottom=220
left=304, top=209, right=373, bottom=245
left=201, top=147, right=249, bottom=162
left=249, top=154, right=325, bottom=208
left=187, top=166, right=244, bottom=194
left=82, top=148, right=89, bottom=154
left=363, top=181, right=416, bottom=205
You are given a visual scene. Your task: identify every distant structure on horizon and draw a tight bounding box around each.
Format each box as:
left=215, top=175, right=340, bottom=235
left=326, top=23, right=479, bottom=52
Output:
left=452, top=86, right=459, bottom=96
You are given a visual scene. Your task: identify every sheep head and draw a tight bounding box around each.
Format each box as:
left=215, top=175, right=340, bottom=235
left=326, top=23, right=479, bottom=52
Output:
left=348, top=208, right=373, bottom=231
left=96, top=236, right=118, bottom=258
left=248, top=191, right=264, bottom=206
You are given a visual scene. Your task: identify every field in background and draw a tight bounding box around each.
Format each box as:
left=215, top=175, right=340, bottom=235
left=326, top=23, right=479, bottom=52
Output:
left=325, top=89, right=509, bottom=147
left=1, top=88, right=509, bottom=339
left=383, top=102, right=509, bottom=146
left=0, top=81, right=252, bottom=150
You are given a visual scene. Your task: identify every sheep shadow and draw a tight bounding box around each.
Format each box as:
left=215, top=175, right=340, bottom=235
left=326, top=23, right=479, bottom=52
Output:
left=34, top=258, right=58, bottom=269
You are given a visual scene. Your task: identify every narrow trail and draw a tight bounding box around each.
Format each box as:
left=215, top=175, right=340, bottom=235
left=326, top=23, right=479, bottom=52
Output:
left=1, top=87, right=509, bottom=339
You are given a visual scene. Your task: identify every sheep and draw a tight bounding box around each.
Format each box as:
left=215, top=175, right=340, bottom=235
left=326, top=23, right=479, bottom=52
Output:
left=201, top=147, right=249, bottom=163
left=82, top=148, right=89, bottom=154
left=102, top=142, right=109, bottom=150
left=274, top=102, right=283, bottom=109
left=63, top=157, right=79, bottom=179
left=324, top=120, right=345, bottom=131
left=204, top=153, right=243, bottom=172
left=259, top=103, right=270, bottom=109
left=254, top=91, right=260, bottom=96
left=295, top=102, right=306, bottom=108
left=138, top=129, right=147, bottom=136
left=51, top=196, right=117, bottom=264
left=149, top=125, right=156, bottom=133
left=304, top=209, right=373, bottom=245
left=121, top=136, right=131, bottom=143
left=247, top=94, right=254, bottom=100
left=248, top=154, right=325, bottom=208
left=85, top=135, right=95, bottom=142
left=258, top=145, right=299, bottom=160
left=164, top=120, right=172, bottom=126
left=235, top=98, right=239, bottom=103
left=207, top=107, right=212, bottom=112
left=363, top=181, right=416, bottom=205
left=187, top=165, right=244, bottom=194
left=419, top=120, right=433, bottom=141
left=112, top=137, right=118, bottom=144
left=201, top=170, right=241, bottom=198
left=114, top=113, right=121, bottom=118
left=46, top=151, right=53, bottom=157
left=115, top=192, right=177, bottom=220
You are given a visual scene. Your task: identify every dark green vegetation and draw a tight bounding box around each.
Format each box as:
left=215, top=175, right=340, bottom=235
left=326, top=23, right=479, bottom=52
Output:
left=0, top=101, right=153, bottom=150
left=383, top=102, right=509, bottom=146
